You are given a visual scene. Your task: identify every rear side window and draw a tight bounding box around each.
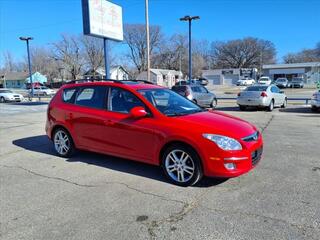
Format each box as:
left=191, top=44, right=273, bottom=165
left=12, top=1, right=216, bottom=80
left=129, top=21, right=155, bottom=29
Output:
left=191, top=86, right=200, bottom=92
left=172, top=86, right=187, bottom=92
left=63, top=88, right=77, bottom=103
left=75, top=86, right=107, bottom=109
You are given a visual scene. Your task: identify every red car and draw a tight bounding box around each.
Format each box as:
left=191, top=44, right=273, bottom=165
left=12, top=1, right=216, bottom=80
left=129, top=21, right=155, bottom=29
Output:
left=46, top=81, right=263, bottom=186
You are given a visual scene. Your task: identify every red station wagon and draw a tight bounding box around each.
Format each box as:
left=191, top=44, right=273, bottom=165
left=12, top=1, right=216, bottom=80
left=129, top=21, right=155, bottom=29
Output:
left=46, top=80, right=263, bottom=186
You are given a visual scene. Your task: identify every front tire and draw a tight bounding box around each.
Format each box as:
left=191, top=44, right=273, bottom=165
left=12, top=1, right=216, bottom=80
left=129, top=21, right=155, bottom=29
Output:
left=239, top=105, right=246, bottom=111
left=162, top=144, right=203, bottom=186
left=53, top=128, right=75, bottom=157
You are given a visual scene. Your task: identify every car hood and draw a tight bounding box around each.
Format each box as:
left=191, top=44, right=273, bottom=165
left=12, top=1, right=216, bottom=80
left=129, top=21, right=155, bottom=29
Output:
left=174, top=110, right=257, bottom=139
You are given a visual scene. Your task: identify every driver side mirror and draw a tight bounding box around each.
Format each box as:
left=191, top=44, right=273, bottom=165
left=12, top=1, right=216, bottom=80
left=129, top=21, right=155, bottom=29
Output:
left=130, top=106, right=148, bottom=118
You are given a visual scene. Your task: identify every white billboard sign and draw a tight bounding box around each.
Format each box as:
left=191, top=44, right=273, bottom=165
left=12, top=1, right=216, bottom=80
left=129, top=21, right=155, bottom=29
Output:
left=82, top=0, right=123, bottom=41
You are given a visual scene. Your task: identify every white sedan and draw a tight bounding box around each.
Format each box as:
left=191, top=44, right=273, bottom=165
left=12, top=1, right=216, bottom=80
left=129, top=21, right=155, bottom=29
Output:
left=236, top=78, right=256, bottom=86
left=258, top=76, right=272, bottom=85
left=30, top=86, right=56, bottom=96
left=237, top=85, right=287, bottom=111
left=0, top=89, right=24, bottom=103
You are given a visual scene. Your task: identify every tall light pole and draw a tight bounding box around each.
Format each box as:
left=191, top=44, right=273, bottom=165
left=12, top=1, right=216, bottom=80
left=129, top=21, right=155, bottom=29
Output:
left=180, top=15, right=200, bottom=82
left=145, top=0, right=151, bottom=82
left=20, top=37, right=34, bottom=97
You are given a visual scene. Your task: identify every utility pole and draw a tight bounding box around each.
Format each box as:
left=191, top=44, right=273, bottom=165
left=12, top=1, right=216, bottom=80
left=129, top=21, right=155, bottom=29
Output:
left=20, top=37, right=34, bottom=97
left=180, top=15, right=200, bottom=82
left=145, top=0, right=151, bottom=82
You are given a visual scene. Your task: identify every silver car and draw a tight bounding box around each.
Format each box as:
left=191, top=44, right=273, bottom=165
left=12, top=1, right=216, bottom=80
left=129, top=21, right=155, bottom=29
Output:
left=171, top=85, right=217, bottom=108
left=237, top=85, right=287, bottom=111
left=311, top=90, right=320, bottom=112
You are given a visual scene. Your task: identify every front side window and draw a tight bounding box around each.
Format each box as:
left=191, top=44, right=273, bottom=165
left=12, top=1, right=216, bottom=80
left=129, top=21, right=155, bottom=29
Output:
left=109, top=88, right=145, bottom=114
left=139, top=89, right=203, bottom=116
left=75, top=86, right=107, bottom=109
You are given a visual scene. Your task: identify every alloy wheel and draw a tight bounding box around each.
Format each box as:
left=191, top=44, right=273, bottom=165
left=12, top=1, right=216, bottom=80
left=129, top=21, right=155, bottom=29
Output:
left=54, top=130, right=71, bottom=156
left=165, top=149, right=195, bottom=183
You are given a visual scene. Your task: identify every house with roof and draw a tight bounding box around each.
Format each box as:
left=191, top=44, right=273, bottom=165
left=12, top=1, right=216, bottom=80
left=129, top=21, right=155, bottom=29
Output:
left=83, top=66, right=130, bottom=80
left=137, top=68, right=183, bottom=87
left=0, top=71, right=47, bottom=88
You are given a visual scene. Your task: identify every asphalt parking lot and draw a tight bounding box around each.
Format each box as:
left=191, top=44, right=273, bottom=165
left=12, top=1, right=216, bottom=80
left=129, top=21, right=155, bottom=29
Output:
left=0, top=101, right=319, bottom=240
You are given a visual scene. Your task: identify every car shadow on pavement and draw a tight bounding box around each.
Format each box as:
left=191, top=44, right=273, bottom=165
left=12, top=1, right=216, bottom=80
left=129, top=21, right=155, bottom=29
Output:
left=8, top=102, right=48, bottom=106
left=215, top=106, right=264, bottom=112
left=12, top=135, right=227, bottom=187
left=279, top=107, right=317, bottom=114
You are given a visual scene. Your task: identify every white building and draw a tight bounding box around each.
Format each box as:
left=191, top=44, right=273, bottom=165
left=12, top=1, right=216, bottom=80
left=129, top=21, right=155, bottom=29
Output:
left=262, top=62, right=320, bottom=84
left=202, top=68, right=258, bottom=85
left=137, top=68, right=183, bottom=88
left=83, top=66, right=130, bottom=80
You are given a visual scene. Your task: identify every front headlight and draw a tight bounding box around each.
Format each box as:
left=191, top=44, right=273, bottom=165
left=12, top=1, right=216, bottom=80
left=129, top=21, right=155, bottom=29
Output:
left=203, top=134, right=242, bottom=150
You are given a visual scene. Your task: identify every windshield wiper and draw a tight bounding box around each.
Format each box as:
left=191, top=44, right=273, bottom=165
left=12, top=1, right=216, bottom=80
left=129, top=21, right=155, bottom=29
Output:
left=166, top=108, right=206, bottom=117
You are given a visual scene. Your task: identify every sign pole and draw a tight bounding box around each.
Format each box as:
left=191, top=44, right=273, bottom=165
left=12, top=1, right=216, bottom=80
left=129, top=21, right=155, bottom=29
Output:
left=104, top=38, right=110, bottom=79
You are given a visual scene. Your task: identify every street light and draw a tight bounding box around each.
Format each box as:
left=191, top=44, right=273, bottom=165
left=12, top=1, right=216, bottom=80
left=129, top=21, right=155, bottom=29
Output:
left=180, top=15, right=200, bottom=82
left=19, top=37, right=34, bottom=97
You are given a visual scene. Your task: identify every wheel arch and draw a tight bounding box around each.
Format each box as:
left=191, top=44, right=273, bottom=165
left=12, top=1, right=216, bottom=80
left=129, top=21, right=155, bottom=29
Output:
left=158, top=140, right=204, bottom=170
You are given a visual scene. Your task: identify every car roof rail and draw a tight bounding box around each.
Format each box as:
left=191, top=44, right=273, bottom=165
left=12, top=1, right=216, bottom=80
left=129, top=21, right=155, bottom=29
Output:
left=65, top=79, right=154, bottom=85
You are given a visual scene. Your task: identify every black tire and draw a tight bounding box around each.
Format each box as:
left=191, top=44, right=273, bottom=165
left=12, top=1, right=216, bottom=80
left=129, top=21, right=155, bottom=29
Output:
left=281, top=98, right=287, bottom=108
left=52, top=128, right=76, bottom=157
left=210, top=98, right=217, bottom=109
left=239, top=105, right=246, bottom=111
left=0, top=97, right=5, bottom=103
left=311, top=106, right=318, bottom=112
left=268, top=99, right=274, bottom=112
left=161, top=144, right=203, bottom=187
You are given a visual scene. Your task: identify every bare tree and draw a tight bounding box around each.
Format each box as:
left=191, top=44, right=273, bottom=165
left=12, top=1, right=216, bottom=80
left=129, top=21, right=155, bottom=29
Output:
left=52, top=34, right=84, bottom=80
left=2, top=51, right=17, bottom=72
left=211, top=37, right=276, bottom=69
left=81, top=36, right=104, bottom=75
left=283, top=43, right=320, bottom=63
left=124, top=24, right=162, bottom=73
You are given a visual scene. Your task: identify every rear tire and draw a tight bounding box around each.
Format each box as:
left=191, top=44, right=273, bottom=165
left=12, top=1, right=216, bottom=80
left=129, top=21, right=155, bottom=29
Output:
left=268, top=100, right=274, bottom=112
left=0, top=97, right=5, bottom=103
left=311, top=106, right=318, bottom=112
left=161, top=144, right=203, bottom=187
left=53, top=128, right=75, bottom=157
left=281, top=99, right=287, bottom=108
left=210, top=98, right=217, bottom=109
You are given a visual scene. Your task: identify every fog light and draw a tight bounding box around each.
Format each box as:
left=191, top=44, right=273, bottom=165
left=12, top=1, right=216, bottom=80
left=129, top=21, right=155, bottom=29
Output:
left=224, top=163, right=236, bottom=170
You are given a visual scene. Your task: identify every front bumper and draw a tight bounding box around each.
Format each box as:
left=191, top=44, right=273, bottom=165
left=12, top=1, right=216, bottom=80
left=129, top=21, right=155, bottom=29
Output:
left=201, top=134, right=263, bottom=178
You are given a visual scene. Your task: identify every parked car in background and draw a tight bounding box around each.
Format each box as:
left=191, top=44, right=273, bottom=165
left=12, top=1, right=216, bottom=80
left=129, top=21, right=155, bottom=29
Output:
left=46, top=81, right=263, bottom=186
left=257, top=76, right=272, bottom=85
left=31, top=86, right=56, bottom=96
left=172, top=85, right=217, bottom=108
left=236, top=77, right=256, bottom=86
left=0, top=89, right=24, bottom=103
left=175, top=79, right=208, bottom=86
left=237, top=85, right=287, bottom=111
left=286, top=79, right=292, bottom=88
left=291, top=77, right=304, bottom=88
left=275, top=78, right=288, bottom=88
left=311, top=90, right=320, bottom=112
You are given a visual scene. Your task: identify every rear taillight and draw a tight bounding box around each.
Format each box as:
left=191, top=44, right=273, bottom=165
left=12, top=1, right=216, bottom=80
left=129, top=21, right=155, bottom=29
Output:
left=185, top=90, right=190, bottom=96
left=237, top=92, right=241, bottom=97
left=261, top=92, right=268, bottom=97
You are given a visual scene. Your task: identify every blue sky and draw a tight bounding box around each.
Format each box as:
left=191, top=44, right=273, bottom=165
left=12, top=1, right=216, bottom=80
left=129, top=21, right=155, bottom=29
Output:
left=0, top=0, right=319, bottom=65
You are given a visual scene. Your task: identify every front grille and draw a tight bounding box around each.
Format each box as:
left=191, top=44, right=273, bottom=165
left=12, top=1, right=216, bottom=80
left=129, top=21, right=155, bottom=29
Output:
left=251, top=147, right=263, bottom=166
left=242, top=131, right=259, bottom=142
left=14, top=95, right=20, bottom=97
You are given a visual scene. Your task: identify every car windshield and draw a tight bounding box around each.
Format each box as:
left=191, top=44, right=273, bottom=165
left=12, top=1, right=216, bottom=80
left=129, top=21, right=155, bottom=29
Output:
left=0, top=90, right=12, bottom=93
left=259, top=78, right=269, bottom=81
left=277, top=79, right=286, bottom=82
left=138, top=88, right=204, bottom=116
left=246, top=86, right=268, bottom=91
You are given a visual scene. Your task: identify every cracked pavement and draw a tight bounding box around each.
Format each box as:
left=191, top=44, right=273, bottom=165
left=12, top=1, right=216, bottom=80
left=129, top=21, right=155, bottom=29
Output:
left=0, top=103, right=319, bottom=240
